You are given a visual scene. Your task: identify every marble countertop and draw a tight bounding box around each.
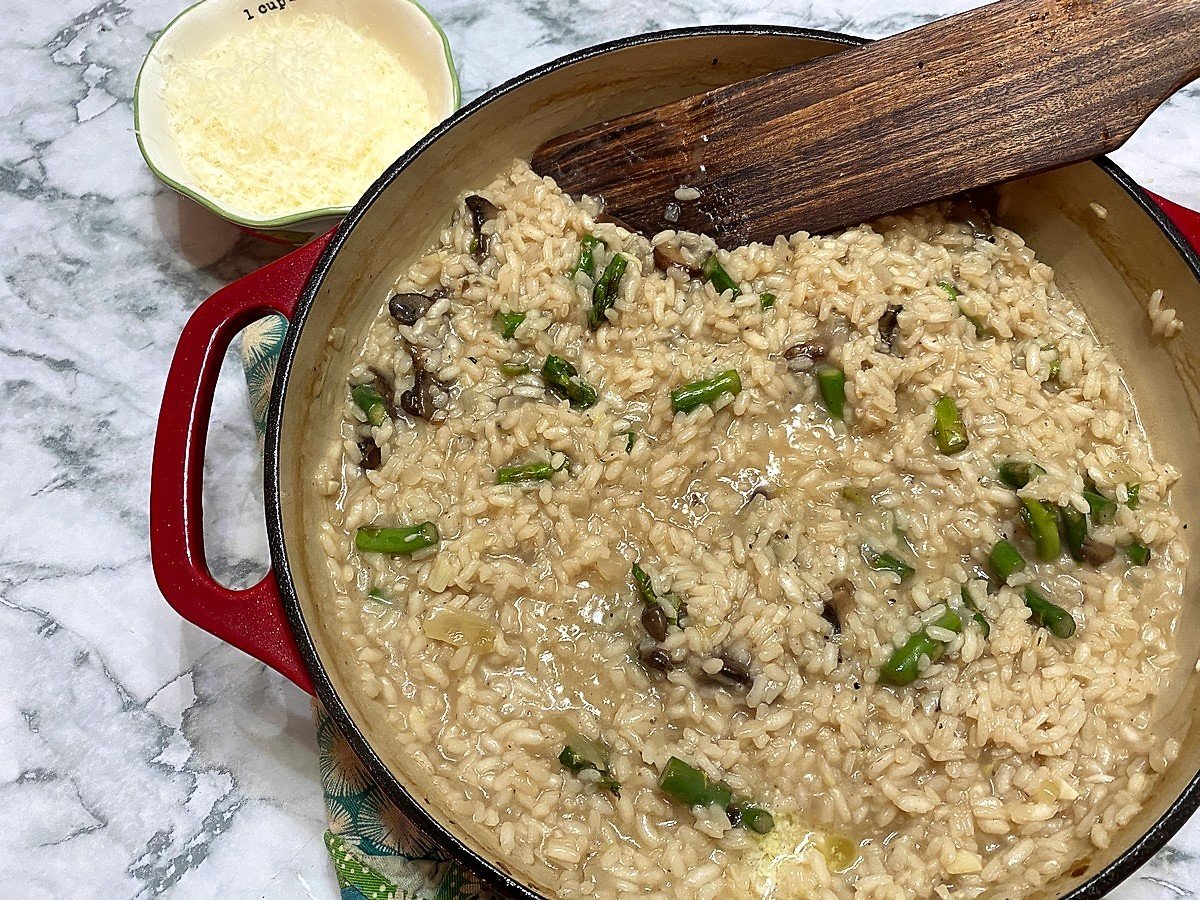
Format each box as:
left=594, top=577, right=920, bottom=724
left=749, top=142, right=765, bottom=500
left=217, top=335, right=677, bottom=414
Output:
left=3, top=0, right=1199, bottom=896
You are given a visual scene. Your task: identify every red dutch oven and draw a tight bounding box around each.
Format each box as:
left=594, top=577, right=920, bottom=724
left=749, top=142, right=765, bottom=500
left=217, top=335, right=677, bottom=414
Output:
left=150, top=26, right=1200, bottom=899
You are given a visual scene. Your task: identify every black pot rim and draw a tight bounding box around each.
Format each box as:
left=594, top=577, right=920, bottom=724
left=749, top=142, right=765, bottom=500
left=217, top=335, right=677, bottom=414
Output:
left=264, top=23, right=1200, bottom=900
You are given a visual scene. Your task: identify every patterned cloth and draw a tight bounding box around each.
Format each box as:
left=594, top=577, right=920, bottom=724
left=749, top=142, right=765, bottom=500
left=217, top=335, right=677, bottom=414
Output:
left=240, top=315, right=488, bottom=900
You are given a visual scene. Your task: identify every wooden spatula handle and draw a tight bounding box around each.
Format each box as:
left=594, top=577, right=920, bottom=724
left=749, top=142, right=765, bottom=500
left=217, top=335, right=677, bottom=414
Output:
left=534, top=0, right=1200, bottom=245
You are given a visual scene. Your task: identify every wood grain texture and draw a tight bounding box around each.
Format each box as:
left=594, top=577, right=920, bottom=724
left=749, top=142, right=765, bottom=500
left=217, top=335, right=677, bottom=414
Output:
left=532, top=0, right=1200, bottom=247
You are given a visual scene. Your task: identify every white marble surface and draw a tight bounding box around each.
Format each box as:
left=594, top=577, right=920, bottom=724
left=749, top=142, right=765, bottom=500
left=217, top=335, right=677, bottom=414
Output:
left=2, top=0, right=1199, bottom=896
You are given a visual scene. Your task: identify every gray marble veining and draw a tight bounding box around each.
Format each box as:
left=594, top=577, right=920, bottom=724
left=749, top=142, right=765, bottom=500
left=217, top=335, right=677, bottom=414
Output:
left=2, top=0, right=1198, bottom=896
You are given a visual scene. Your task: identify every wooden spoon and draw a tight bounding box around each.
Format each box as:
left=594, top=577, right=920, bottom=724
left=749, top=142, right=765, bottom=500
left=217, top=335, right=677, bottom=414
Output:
left=532, top=0, right=1200, bottom=247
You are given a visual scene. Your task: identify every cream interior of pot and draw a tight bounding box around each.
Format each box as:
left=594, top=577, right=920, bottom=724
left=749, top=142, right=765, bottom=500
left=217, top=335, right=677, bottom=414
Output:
left=273, top=31, right=1200, bottom=897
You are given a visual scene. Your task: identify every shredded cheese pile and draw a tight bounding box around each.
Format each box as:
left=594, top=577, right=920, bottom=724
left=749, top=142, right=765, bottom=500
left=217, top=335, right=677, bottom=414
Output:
left=161, top=12, right=434, bottom=219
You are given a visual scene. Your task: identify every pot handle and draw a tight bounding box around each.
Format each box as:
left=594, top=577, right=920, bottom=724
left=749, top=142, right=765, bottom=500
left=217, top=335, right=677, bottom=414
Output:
left=1147, top=191, right=1200, bottom=254
left=150, top=234, right=333, bottom=695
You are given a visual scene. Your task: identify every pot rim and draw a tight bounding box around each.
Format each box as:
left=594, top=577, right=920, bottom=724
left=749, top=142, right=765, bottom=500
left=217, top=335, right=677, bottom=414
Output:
left=264, top=24, right=1200, bottom=900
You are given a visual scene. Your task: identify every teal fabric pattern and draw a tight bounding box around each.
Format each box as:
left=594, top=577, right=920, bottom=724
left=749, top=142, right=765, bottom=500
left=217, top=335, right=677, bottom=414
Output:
left=240, top=318, right=490, bottom=900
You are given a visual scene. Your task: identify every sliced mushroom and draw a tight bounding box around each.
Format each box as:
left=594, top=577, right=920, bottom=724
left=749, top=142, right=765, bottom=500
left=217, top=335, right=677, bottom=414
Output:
left=653, top=242, right=703, bottom=276
left=640, top=647, right=674, bottom=673
left=641, top=604, right=669, bottom=642
left=948, top=195, right=995, bottom=243
left=878, top=305, right=902, bottom=353
left=465, top=195, right=500, bottom=263
left=399, top=349, right=446, bottom=422
left=1079, top=538, right=1117, bottom=566
left=823, top=579, right=856, bottom=637
left=709, top=652, right=754, bottom=689
left=651, top=231, right=716, bottom=276
left=388, top=290, right=444, bottom=326
left=358, top=438, right=382, bottom=471
left=783, top=341, right=829, bottom=372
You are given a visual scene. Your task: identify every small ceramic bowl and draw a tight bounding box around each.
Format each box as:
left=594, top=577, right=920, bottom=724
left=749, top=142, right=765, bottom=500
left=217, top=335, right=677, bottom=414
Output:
left=134, top=0, right=460, bottom=242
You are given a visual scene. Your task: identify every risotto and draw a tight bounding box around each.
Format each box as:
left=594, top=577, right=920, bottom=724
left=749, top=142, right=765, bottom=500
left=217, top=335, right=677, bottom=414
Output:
left=315, top=160, right=1186, bottom=899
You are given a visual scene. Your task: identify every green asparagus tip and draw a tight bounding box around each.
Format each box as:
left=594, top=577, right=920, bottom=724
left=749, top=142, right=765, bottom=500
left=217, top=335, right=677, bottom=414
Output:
left=570, top=234, right=600, bottom=279
left=588, top=253, right=628, bottom=329
left=542, top=355, right=598, bottom=410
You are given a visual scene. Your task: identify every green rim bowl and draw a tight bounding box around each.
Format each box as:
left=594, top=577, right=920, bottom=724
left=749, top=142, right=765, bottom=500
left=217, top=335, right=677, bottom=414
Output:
left=134, top=0, right=461, bottom=241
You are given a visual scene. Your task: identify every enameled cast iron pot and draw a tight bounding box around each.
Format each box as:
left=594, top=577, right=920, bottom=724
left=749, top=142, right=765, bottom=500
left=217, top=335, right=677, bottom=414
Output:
left=151, top=26, right=1200, bottom=899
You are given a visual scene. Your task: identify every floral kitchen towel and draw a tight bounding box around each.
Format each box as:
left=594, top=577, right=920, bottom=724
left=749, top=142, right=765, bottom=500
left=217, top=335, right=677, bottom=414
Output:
left=240, top=315, right=489, bottom=900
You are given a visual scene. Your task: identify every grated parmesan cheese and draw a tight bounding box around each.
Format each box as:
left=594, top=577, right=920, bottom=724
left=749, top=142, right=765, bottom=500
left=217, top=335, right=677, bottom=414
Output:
left=161, top=12, right=434, bottom=219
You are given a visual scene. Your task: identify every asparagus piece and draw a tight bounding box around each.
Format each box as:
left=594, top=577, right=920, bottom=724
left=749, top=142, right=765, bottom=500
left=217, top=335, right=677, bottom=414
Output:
left=879, top=608, right=964, bottom=687
left=542, top=355, right=598, bottom=410
left=623, top=431, right=637, bottom=453
left=999, top=460, right=1046, bottom=490
left=355, top=522, right=439, bottom=555
left=657, top=758, right=775, bottom=834
left=1126, top=483, right=1141, bottom=509
left=559, top=734, right=619, bottom=796
left=1023, top=586, right=1076, bottom=638
left=1083, top=490, right=1118, bottom=525
left=1125, top=542, right=1151, bottom=566
left=499, top=361, right=530, bottom=377
left=702, top=254, right=738, bottom=296
left=570, top=234, right=600, bottom=279
left=988, top=539, right=1026, bottom=583
left=759, top=292, right=777, bottom=310
left=737, top=806, right=776, bottom=835
left=493, top=310, right=526, bottom=339
left=496, top=461, right=562, bottom=484
left=1020, top=498, right=1061, bottom=561
left=671, top=369, right=742, bottom=414
left=351, top=383, right=389, bottom=427
left=1059, top=505, right=1088, bottom=562
left=861, top=545, right=915, bottom=582
left=815, top=366, right=847, bottom=420
left=658, top=756, right=731, bottom=809
left=588, top=253, right=629, bottom=329
left=932, top=395, right=969, bottom=454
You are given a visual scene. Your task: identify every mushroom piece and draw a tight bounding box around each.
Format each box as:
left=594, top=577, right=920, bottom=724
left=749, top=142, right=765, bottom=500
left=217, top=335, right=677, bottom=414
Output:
left=948, top=195, right=995, bottom=243
left=358, top=438, right=382, bottom=470
left=783, top=341, right=829, bottom=372
left=641, top=604, right=669, bottom=642
left=1079, top=538, right=1117, bottom=567
left=388, top=290, right=445, bottom=326
left=399, top=349, right=447, bottom=422
left=822, top=578, right=856, bottom=636
left=651, top=231, right=716, bottom=276
left=640, top=647, right=674, bottom=673
left=709, top=652, right=754, bottom=689
left=464, top=195, right=500, bottom=262
left=878, top=305, right=902, bottom=353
